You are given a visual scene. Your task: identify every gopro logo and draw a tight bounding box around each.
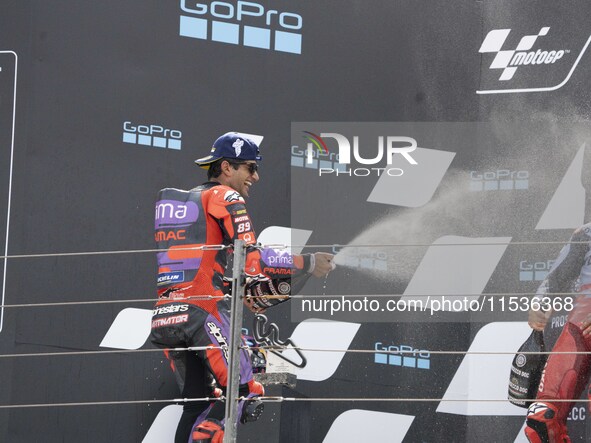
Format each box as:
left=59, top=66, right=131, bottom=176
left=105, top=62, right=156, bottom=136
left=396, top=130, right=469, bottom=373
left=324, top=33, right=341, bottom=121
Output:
left=180, top=0, right=303, bottom=54
left=374, top=343, right=431, bottom=370
left=123, top=121, right=182, bottom=150
left=469, top=170, right=529, bottom=191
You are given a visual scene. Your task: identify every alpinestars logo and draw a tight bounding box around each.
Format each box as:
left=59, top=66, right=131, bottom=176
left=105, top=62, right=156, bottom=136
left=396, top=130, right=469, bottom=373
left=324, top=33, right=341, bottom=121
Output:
left=477, top=26, right=591, bottom=94
left=224, top=190, right=243, bottom=203
left=207, top=322, right=230, bottom=363
left=527, top=402, right=549, bottom=416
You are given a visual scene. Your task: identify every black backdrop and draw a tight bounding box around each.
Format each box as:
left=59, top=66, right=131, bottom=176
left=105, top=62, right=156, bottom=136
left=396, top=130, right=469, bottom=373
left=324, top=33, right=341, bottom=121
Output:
left=2, top=1, right=591, bottom=441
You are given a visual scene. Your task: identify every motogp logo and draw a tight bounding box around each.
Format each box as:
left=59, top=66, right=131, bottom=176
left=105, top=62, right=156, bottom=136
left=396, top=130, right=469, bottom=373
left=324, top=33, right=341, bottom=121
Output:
left=479, top=27, right=565, bottom=82
left=477, top=26, right=591, bottom=94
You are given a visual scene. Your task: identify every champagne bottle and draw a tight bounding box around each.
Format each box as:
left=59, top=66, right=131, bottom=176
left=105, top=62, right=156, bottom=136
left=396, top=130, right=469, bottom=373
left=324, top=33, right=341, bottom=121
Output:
left=508, top=330, right=548, bottom=408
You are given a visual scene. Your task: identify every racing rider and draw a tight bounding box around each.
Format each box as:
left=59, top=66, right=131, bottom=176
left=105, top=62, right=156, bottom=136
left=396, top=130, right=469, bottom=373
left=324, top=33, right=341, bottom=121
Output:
left=149, top=132, right=334, bottom=443
left=525, top=223, right=591, bottom=443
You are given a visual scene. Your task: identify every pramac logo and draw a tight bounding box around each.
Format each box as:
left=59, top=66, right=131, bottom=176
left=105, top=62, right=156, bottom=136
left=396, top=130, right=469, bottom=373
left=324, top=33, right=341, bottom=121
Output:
left=155, top=230, right=187, bottom=242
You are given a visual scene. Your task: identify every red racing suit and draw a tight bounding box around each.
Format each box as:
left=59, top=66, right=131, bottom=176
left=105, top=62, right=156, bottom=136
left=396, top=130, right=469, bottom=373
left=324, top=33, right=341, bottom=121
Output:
left=525, top=223, right=591, bottom=443
left=149, top=182, right=311, bottom=442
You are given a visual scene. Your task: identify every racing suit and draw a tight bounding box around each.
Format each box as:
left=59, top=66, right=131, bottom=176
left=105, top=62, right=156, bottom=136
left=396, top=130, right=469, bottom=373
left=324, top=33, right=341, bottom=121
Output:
left=149, top=183, right=311, bottom=442
left=525, top=223, right=591, bottom=443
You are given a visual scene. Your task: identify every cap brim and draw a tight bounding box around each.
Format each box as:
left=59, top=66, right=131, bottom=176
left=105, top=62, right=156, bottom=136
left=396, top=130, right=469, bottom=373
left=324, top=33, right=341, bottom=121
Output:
left=194, top=155, right=220, bottom=169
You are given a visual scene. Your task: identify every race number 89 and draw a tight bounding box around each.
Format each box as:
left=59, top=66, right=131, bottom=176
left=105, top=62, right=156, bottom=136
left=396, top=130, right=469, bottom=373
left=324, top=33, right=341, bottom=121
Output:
left=237, top=222, right=251, bottom=233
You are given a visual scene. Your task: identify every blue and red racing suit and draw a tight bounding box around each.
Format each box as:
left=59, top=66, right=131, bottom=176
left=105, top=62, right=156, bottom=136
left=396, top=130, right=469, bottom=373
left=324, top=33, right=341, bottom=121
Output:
left=525, top=223, right=591, bottom=443
left=149, top=182, right=311, bottom=442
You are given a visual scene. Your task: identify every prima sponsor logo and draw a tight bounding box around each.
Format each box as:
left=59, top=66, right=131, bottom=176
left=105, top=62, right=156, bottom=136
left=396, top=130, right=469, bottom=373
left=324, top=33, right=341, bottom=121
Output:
left=179, top=0, right=303, bottom=54
left=292, top=131, right=419, bottom=177
left=374, top=342, right=431, bottom=370
left=154, top=200, right=200, bottom=228
left=519, top=259, right=554, bottom=282
left=469, top=169, right=529, bottom=191
left=155, top=203, right=187, bottom=220
left=123, top=121, right=182, bottom=149
left=265, top=254, right=293, bottom=266
left=477, top=26, right=591, bottom=94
